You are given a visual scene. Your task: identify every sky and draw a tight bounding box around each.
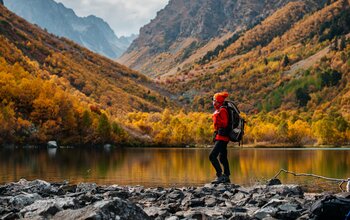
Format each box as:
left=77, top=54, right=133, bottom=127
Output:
left=55, top=0, right=169, bottom=37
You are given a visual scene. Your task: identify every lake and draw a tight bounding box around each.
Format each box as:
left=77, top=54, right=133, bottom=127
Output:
left=0, top=147, right=349, bottom=192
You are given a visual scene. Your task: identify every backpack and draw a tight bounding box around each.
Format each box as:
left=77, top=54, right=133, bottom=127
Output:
left=222, top=100, right=245, bottom=145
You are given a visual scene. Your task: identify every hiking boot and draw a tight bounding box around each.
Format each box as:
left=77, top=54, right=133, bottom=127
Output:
left=211, top=175, right=227, bottom=184
left=222, top=174, right=231, bottom=183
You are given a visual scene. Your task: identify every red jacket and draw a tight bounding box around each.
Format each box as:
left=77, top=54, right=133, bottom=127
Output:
left=212, top=107, right=230, bottom=142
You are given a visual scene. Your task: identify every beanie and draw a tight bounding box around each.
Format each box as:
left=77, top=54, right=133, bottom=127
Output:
left=213, top=92, right=229, bottom=103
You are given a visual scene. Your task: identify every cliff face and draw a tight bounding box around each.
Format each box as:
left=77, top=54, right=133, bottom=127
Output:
left=4, top=0, right=134, bottom=59
left=119, top=0, right=327, bottom=77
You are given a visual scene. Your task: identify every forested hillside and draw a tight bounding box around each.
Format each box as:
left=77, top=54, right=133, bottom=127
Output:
left=1, top=0, right=350, bottom=147
left=0, top=4, right=174, bottom=146
left=155, top=0, right=350, bottom=145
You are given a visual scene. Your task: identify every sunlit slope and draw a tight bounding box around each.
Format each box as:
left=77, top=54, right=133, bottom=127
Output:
left=0, top=4, right=175, bottom=145
left=0, top=4, right=174, bottom=115
left=163, top=0, right=350, bottom=116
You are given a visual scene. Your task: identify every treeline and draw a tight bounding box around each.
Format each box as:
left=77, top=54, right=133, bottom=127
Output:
left=126, top=109, right=350, bottom=146
left=0, top=58, right=127, bottom=146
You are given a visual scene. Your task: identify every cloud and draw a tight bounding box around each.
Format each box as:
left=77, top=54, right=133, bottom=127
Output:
left=55, top=0, right=168, bottom=37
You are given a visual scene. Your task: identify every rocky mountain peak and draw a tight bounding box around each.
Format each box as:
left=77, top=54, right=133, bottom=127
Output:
left=3, top=0, right=132, bottom=59
left=120, top=0, right=327, bottom=76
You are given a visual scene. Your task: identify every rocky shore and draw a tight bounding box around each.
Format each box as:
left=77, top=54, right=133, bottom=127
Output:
left=0, top=179, right=350, bottom=220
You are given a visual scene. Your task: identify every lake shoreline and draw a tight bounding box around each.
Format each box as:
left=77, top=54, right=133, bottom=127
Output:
left=1, top=142, right=350, bottom=149
left=0, top=179, right=349, bottom=219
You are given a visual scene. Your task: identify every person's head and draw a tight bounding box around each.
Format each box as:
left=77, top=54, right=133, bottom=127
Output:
left=213, top=92, right=229, bottom=109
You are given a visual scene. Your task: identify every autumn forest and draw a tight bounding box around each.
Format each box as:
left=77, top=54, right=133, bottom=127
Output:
left=1, top=0, right=350, bottom=147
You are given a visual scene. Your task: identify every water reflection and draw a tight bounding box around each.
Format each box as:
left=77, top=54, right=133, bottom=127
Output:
left=47, top=148, right=57, bottom=158
left=0, top=147, right=349, bottom=192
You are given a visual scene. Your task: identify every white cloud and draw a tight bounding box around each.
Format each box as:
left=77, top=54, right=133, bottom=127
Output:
left=55, top=0, right=169, bottom=37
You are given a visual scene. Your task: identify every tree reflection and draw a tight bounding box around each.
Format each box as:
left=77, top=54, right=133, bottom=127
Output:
left=0, top=148, right=349, bottom=191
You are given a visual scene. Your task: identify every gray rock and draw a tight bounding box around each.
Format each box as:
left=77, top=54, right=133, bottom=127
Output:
left=254, top=206, right=278, bottom=219
left=144, top=207, right=162, bottom=218
left=76, top=183, right=97, bottom=193
left=183, top=210, right=209, bottom=219
left=165, top=216, right=179, bottom=220
left=232, top=207, right=248, bottom=213
left=167, top=190, right=184, bottom=200
left=164, top=202, right=180, bottom=214
left=225, top=200, right=233, bottom=207
left=1, top=179, right=55, bottom=197
left=261, top=199, right=288, bottom=208
left=267, top=179, right=282, bottom=186
left=189, top=198, right=205, bottom=207
left=181, top=194, right=192, bottom=207
left=47, top=141, right=58, bottom=148
left=267, top=185, right=303, bottom=196
left=205, top=197, right=217, bottom=207
left=52, top=198, right=150, bottom=220
left=9, top=193, right=42, bottom=209
left=310, top=195, right=350, bottom=220
left=21, top=200, right=61, bottom=219
left=233, top=192, right=246, bottom=200
left=229, top=212, right=250, bottom=220
left=278, top=203, right=299, bottom=212
left=59, top=184, right=77, bottom=194
left=20, top=197, right=75, bottom=218
left=175, top=210, right=184, bottom=217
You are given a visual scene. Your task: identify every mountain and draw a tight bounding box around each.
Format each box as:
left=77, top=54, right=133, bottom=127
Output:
left=122, top=0, right=350, bottom=146
left=0, top=3, right=174, bottom=145
left=118, top=0, right=327, bottom=77
left=4, top=0, right=134, bottom=59
left=163, top=0, right=350, bottom=116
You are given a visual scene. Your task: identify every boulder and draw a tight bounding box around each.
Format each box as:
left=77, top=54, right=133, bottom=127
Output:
left=267, top=179, right=282, bottom=186
left=47, top=141, right=58, bottom=148
left=76, top=183, right=97, bottom=193
left=9, top=193, right=42, bottom=209
left=205, top=197, right=217, bottom=207
left=52, top=198, right=150, bottom=220
left=267, top=185, right=303, bottom=197
left=1, top=179, right=56, bottom=196
left=20, top=197, right=75, bottom=218
left=167, top=190, right=184, bottom=200
left=310, top=195, right=350, bottom=219
left=189, top=198, right=205, bottom=207
left=254, top=206, right=278, bottom=219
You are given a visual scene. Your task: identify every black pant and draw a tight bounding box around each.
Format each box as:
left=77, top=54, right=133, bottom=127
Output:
left=209, top=140, right=230, bottom=177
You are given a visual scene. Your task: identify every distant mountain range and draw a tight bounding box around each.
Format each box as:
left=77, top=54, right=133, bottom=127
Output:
left=118, top=0, right=328, bottom=77
left=4, top=0, right=136, bottom=59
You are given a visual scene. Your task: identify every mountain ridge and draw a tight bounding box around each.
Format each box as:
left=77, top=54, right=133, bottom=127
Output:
left=4, top=0, right=135, bottom=59
left=119, top=0, right=327, bottom=77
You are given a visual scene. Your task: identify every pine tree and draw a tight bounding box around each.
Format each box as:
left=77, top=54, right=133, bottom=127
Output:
left=282, top=55, right=289, bottom=67
left=339, top=35, right=346, bottom=51
left=263, top=58, right=268, bottom=66
left=97, top=113, right=111, bottom=143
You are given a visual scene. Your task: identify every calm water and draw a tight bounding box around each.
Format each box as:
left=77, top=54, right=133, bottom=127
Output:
left=0, top=147, right=349, bottom=192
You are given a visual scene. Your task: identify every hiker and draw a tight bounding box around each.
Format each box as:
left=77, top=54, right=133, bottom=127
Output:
left=210, top=92, right=231, bottom=184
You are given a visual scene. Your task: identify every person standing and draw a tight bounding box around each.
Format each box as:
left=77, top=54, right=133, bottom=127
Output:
left=210, top=92, right=231, bottom=184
